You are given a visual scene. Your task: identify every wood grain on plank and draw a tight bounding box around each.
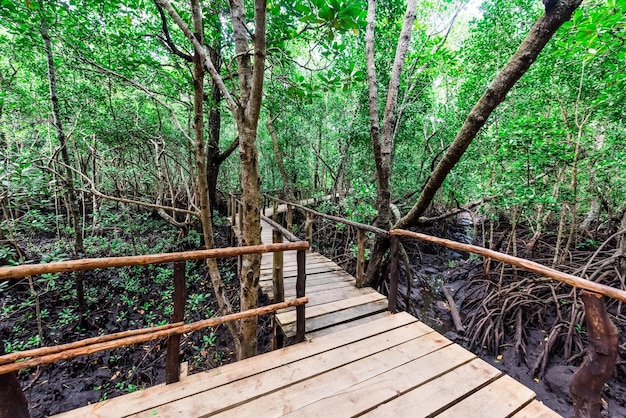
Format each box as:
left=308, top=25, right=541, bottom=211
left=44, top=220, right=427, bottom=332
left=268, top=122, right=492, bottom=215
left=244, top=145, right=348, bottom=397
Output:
left=511, top=400, right=562, bottom=418
left=276, top=292, right=386, bottom=324
left=53, top=313, right=418, bottom=418
left=362, top=358, right=502, bottom=418
left=434, top=374, right=536, bottom=418
left=212, top=332, right=453, bottom=418
left=129, top=321, right=435, bottom=417
left=279, top=300, right=390, bottom=337
left=282, top=342, right=472, bottom=417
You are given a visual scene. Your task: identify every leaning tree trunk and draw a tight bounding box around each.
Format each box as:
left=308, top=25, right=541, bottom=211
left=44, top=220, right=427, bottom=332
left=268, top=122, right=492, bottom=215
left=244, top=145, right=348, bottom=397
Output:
left=395, top=0, right=583, bottom=231
left=41, top=16, right=87, bottom=324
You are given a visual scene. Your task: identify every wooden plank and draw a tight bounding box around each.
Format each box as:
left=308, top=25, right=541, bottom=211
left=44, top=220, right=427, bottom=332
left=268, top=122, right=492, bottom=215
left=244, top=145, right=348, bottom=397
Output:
left=434, top=375, right=536, bottom=418
left=264, top=264, right=344, bottom=277
left=212, top=332, right=455, bottom=417
left=276, top=292, right=386, bottom=325
left=261, top=270, right=356, bottom=285
left=260, top=279, right=354, bottom=297
left=362, top=358, right=502, bottom=418
left=281, top=343, right=474, bottom=417
left=129, top=321, right=435, bottom=417
left=306, top=311, right=391, bottom=339
left=285, top=280, right=354, bottom=295
left=53, top=313, right=418, bottom=418
left=260, top=254, right=333, bottom=267
left=282, top=286, right=377, bottom=308
left=280, top=299, right=390, bottom=338
left=260, top=272, right=354, bottom=289
left=511, top=400, right=562, bottom=418
left=260, top=257, right=336, bottom=270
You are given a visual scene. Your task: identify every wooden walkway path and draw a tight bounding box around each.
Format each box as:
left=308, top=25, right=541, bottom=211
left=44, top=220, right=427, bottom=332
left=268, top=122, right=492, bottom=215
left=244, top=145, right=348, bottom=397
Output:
left=259, top=206, right=389, bottom=340
left=55, top=200, right=561, bottom=417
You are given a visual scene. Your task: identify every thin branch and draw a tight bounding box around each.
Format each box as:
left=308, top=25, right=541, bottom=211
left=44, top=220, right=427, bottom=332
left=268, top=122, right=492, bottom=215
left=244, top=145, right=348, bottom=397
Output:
left=153, top=0, right=193, bottom=62
left=156, top=0, right=239, bottom=114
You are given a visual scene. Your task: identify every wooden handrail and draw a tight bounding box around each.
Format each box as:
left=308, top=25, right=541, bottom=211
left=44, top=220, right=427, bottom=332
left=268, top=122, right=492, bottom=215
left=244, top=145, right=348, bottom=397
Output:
left=0, top=297, right=308, bottom=375
left=261, top=215, right=301, bottom=242
left=263, top=194, right=389, bottom=236
left=390, top=229, right=626, bottom=303
left=0, top=241, right=309, bottom=280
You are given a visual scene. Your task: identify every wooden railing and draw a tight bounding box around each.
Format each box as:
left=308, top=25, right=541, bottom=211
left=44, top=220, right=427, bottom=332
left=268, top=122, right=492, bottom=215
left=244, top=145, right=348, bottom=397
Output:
left=250, top=192, right=624, bottom=416
left=260, top=193, right=387, bottom=289
left=0, top=241, right=309, bottom=415
left=389, top=228, right=625, bottom=418
left=227, top=194, right=308, bottom=344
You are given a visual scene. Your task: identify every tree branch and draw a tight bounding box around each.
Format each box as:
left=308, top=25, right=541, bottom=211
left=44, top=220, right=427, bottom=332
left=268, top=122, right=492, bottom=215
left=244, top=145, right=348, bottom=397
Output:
left=156, top=0, right=239, bottom=114
left=153, top=0, right=193, bottom=62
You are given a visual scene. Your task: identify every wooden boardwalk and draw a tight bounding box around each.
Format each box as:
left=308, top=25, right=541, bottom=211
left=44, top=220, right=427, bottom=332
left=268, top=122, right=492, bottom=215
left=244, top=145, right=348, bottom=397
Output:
left=54, top=200, right=561, bottom=417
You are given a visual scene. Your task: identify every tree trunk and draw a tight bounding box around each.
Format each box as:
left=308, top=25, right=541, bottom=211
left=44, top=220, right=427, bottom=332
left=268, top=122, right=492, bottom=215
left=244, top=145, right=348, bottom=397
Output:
left=158, top=0, right=266, bottom=360
left=189, top=0, right=239, bottom=342
left=205, top=45, right=239, bottom=214
left=395, top=0, right=583, bottom=230
left=229, top=0, right=267, bottom=360
left=570, top=291, right=619, bottom=418
left=267, top=111, right=293, bottom=198
left=362, top=0, right=418, bottom=287
left=41, top=15, right=87, bottom=323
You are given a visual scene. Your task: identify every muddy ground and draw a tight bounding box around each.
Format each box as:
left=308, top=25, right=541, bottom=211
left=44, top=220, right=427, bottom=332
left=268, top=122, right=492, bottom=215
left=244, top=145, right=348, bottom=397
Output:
left=1, top=220, right=273, bottom=417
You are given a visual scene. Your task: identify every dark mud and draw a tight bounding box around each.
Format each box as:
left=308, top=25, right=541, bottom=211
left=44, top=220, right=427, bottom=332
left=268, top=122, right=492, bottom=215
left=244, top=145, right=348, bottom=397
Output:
left=1, top=220, right=273, bottom=417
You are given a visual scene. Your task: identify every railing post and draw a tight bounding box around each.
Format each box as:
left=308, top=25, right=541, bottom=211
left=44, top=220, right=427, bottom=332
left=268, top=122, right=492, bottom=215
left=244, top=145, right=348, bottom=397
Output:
left=166, top=261, right=186, bottom=384
left=571, top=290, right=619, bottom=418
left=272, top=199, right=278, bottom=221
left=295, top=249, right=307, bottom=342
left=388, top=235, right=399, bottom=313
left=230, top=195, right=236, bottom=226
left=305, top=212, right=313, bottom=250
left=262, top=195, right=267, bottom=217
left=272, top=230, right=284, bottom=303
left=0, top=339, right=29, bottom=418
left=356, top=228, right=366, bottom=287
left=286, top=204, right=293, bottom=231
left=238, top=201, right=243, bottom=238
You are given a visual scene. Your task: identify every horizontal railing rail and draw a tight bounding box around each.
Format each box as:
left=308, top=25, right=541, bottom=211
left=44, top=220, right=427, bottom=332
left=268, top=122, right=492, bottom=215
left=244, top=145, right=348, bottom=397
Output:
left=389, top=229, right=626, bottom=303
left=0, top=242, right=308, bottom=280
left=0, top=297, right=308, bottom=375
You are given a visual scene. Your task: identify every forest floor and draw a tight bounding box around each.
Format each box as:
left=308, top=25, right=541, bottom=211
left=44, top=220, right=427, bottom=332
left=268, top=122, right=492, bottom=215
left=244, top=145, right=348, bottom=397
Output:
left=1, top=213, right=273, bottom=417
left=305, top=210, right=626, bottom=418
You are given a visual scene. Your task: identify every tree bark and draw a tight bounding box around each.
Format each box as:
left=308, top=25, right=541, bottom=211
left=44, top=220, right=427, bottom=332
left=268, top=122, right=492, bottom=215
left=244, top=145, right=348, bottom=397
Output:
left=189, top=0, right=239, bottom=342
left=41, top=15, right=87, bottom=323
left=570, top=291, right=619, bottom=418
left=395, top=0, right=583, bottom=230
left=229, top=0, right=267, bottom=359
left=362, top=0, right=418, bottom=287
left=267, top=111, right=293, bottom=198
